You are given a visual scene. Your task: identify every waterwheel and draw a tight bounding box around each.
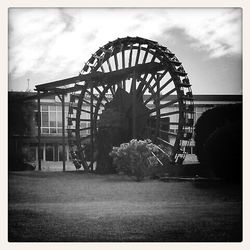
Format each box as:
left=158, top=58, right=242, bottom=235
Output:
left=67, top=36, right=194, bottom=171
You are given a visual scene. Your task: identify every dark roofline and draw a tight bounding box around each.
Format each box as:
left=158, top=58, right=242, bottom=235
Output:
left=192, top=95, right=242, bottom=102
left=8, top=91, right=242, bottom=102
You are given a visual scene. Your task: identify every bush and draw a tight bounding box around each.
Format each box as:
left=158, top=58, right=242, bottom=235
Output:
left=204, top=121, right=242, bottom=182
left=109, top=139, right=161, bottom=181
left=9, top=92, right=37, bottom=171
left=194, top=103, right=242, bottom=163
left=194, top=103, right=242, bottom=182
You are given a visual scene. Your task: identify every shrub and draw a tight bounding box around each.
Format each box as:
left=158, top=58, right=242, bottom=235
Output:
left=204, top=121, right=242, bottom=182
left=109, top=139, right=161, bottom=181
left=8, top=92, right=37, bottom=171
left=194, top=103, right=242, bottom=182
left=194, top=103, right=242, bottom=163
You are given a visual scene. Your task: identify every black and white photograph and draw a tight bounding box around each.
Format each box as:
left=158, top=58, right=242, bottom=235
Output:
left=7, top=7, right=243, bottom=243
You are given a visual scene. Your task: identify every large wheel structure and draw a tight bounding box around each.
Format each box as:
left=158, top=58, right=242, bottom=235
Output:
left=67, top=36, right=194, bottom=171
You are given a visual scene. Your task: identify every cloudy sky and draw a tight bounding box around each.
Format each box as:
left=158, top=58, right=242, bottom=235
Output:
left=8, top=8, right=242, bottom=95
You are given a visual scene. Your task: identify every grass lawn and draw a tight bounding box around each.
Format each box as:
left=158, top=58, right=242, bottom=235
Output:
left=8, top=171, right=242, bottom=242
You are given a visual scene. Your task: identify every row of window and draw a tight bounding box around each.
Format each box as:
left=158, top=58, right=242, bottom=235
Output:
left=38, top=143, right=68, bottom=161
left=39, top=104, right=213, bottom=135
left=22, top=143, right=69, bottom=162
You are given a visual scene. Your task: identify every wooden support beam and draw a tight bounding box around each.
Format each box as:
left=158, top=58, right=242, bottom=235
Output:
left=132, top=75, right=137, bottom=138
left=155, top=76, right=160, bottom=138
left=156, top=137, right=175, bottom=148
left=37, top=91, right=41, bottom=171
left=61, top=94, right=66, bottom=172
left=35, top=62, right=165, bottom=91
left=148, top=99, right=179, bottom=114
left=144, top=77, right=173, bottom=105
left=152, top=110, right=181, bottom=117
left=90, top=84, right=94, bottom=172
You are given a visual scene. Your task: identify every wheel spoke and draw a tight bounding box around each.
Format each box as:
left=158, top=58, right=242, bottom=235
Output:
left=143, top=74, right=171, bottom=105
left=142, top=45, right=150, bottom=64
left=156, top=137, right=175, bottom=148
left=94, top=86, right=109, bottom=103
left=150, top=71, right=171, bottom=92
left=72, top=107, right=100, bottom=116
left=121, top=48, right=126, bottom=89
left=106, top=58, right=112, bottom=72
left=128, top=45, right=133, bottom=68
left=68, top=36, right=194, bottom=169
left=158, top=87, right=177, bottom=102
left=159, top=129, right=178, bottom=137
left=136, top=74, right=152, bottom=97
left=81, top=98, right=96, bottom=107
left=151, top=110, right=180, bottom=117
left=135, top=45, right=141, bottom=65
left=114, top=51, right=119, bottom=70
left=148, top=99, right=179, bottom=114
left=71, top=118, right=91, bottom=122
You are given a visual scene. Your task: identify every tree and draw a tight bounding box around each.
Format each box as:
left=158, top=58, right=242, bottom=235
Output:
left=204, top=121, right=242, bottom=182
left=8, top=92, right=37, bottom=170
left=194, top=103, right=242, bottom=182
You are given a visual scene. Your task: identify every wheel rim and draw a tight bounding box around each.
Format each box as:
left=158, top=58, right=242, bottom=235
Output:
left=67, top=36, right=194, bottom=170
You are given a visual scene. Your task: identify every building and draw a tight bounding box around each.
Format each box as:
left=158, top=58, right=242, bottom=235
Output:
left=8, top=91, right=242, bottom=168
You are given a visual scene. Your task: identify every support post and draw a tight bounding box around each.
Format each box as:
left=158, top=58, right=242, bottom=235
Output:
left=132, top=75, right=137, bottom=138
left=62, top=93, right=66, bottom=172
left=90, top=84, right=94, bottom=172
left=37, top=91, right=41, bottom=171
left=156, top=74, right=161, bottom=138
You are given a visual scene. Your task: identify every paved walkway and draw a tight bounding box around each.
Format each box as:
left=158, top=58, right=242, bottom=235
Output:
left=36, top=161, right=76, bottom=171
left=35, top=154, right=199, bottom=172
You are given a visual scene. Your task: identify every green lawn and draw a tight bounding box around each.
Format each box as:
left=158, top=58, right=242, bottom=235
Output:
left=8, top=171, right=242, bottom=242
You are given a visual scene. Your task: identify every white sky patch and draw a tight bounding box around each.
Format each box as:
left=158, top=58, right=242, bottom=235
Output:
left=8, top=8, right=242, bottom=89
left=164, top=8, right=242, bottom=58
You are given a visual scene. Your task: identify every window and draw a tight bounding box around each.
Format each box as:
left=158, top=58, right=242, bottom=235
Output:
left=41, top=105, right=67, bottom=134
left=50, top=128, right=57, bottom=133
left=42, top=112, right=49, bottom=127
left=50, top=112, right=56, bottom=127
left=42, top=105, right=48, bottom=111
left=42, top=128, right=49, bottom=134
left=57, top=112, right=62, bottom=127
left=50, top=106, right=56, bottom=111
left=45, top=144, right=54, bottom=161
left=58, top=145, right=67, bottom=161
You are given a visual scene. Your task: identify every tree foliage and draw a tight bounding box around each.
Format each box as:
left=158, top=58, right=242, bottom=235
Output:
left=194, top=103, right=242, bottom=182
left=194, top=103, right=242, bottom=162
left=8, top=92, right=37, bottom=171
left=8, top=92, right=37, bottom=136
left=204, top=121, right=242, bottom=182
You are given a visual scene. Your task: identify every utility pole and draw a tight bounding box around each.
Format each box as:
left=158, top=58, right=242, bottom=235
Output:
left=27, top=78, right=30, bottom=91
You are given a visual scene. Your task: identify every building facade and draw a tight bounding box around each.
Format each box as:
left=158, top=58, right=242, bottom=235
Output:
left=9, top=92, right=242, bottom=165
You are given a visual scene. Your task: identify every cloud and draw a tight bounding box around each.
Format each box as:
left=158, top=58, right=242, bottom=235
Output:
left=162, top=8, right=242, bottom=58
left=8, top=8, right=242, bottom=86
